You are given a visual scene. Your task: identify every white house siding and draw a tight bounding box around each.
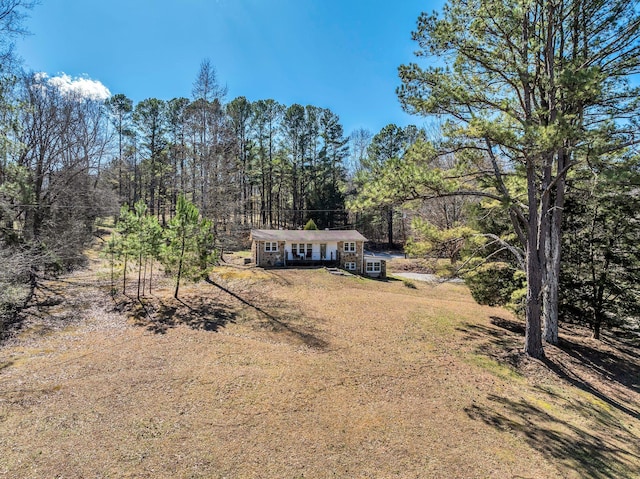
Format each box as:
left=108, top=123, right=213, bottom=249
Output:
left=284, top=241, right=338, bottom=261
left=326, top=242, right=338, bottom=261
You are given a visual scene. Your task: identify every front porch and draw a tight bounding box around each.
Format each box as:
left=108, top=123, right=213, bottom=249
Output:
left=284, top=241, right=339, bottom=263
left=283, top=258, right=339, bottom=267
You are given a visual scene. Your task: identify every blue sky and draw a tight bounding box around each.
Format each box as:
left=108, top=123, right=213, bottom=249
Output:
left=16, top=0, right=443, bottom=135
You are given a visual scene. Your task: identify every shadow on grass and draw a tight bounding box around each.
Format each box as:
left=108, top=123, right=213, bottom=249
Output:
left=541, top=353, right=640, bottom=421
left=456, top=317, right=523, bottom=353
left=29, top=282, right=65, bottom=307
left=205, top=277, right=329, bottom=350
left=489, top=316, right=525, bottom=335
left=121, top=278, right=329, bottom=351
left=0, top=359, right=14, bottom=372
left=458, top=315, right=640, bottom=477
left=484, top=318, right=639, bottom=394
left=16, top=280, right=88, bottom=327
left=465, top=394, right=640, bottom=479
left=381, top=276, right=402, bottom=282
left=128, top=295, right=238, bottom=334
left=555, top=336, right=640, bottom=394
left=459, top=315, right=640, bottom=420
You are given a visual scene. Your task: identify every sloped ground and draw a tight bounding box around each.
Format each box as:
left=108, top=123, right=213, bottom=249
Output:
left=0, top=252, right=638, bottom=478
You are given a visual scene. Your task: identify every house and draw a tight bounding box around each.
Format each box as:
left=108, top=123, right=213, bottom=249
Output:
left=250, top=229, right=384, bottom=277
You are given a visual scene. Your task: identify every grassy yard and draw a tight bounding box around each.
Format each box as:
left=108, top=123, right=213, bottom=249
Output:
left=0, top=250, right=638, bottom=478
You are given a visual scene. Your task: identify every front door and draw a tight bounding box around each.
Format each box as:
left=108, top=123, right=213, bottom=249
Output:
left=320, top=243, right=327, bottom=260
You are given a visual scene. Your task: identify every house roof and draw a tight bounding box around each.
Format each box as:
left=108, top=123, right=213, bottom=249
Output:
left=251, top=229, right=368, bottom=242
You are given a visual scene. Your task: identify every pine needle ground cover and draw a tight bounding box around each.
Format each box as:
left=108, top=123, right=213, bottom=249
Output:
left=0, top=253, right=638, bottom=478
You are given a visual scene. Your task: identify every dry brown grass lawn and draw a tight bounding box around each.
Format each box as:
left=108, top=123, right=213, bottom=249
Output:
left=1, top=251, right=639, bottom=478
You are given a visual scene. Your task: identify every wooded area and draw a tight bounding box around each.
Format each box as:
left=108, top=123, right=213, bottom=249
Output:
left=1, top=0, right=640, bottom=358
left=355, top=0, right=640, bottom=357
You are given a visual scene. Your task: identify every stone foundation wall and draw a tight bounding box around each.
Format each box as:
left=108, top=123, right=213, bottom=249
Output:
left=255, top=240, right=286, bottom=267
left=337, top=240, right=364, bottom=273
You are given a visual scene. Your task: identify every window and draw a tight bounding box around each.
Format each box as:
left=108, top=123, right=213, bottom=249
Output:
left=264, top=241, right=278, bottom=252
left=306, top=243, right=312, bottom=258
left=291, top=243, right=298, bottom=256
left=366, top=261, right=381, bottom=273
left=345, top=262, right=356, bottom=271
left=344, top=242, right=356, bottom=252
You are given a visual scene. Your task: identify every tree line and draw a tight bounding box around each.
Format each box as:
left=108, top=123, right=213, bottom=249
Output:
left=106, top=60, right=354, bottom=237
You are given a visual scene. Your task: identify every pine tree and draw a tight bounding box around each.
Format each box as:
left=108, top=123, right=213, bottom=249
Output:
left=303, top=219, right=318, bottom=230
left=561, top=155, right=640, bottom=339
left=162, top=195, right=216, bottom=299
left=114, top=205, right=138, bottom=295
left=391, top=0, right=640, bottom=357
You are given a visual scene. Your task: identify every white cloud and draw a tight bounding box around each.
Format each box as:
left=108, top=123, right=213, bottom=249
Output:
left=37, top=72, right=111, bottom=101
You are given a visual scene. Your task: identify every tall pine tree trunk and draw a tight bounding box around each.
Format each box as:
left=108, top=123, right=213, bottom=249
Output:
left=122, top=254, right=128, bottom=295
left=542, top=149, right=567, bottom=345
left=110, top=247, right=115, bottom=297
left=526, top=246, right=544, bottom=358
left=174, top=233, right=186, bottom=299
left=148, top=260, right=153, bottom=295
left=525, top=162, right=544, bottom=358
left=543, top=206, right=562, bottom=345
left=387, top=207, right=394, bottom=248
left=142, top=256, right=148, bottom=297
left=137, top=252, right=143, bottom=299
left=543, top=250, right=560, bottom=344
